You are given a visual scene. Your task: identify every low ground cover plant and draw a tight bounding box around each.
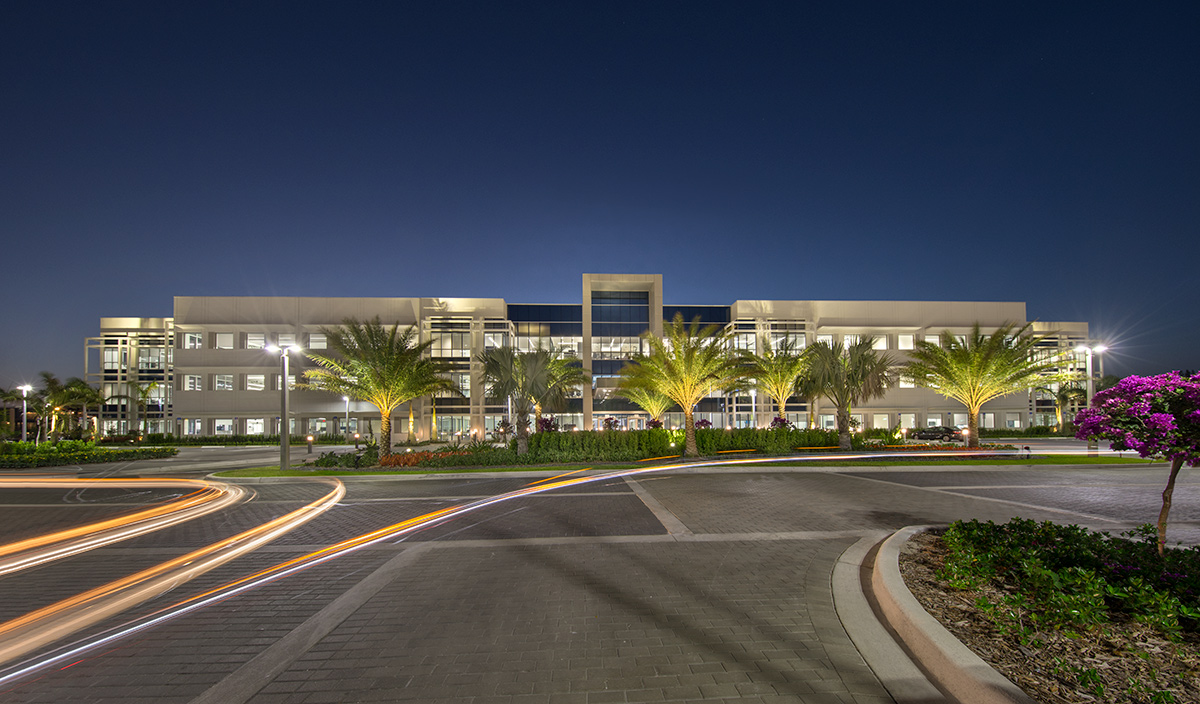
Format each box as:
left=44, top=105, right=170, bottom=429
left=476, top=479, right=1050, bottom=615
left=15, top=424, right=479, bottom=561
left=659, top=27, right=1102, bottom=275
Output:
left=938, top=518, right=1200, bottom=641
left=0, top=440, right=178, bottom=467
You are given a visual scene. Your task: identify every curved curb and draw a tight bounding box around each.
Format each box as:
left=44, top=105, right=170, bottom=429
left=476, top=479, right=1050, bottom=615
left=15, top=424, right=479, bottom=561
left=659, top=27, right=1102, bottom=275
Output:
left=872, top=525, right=1037, bottom=704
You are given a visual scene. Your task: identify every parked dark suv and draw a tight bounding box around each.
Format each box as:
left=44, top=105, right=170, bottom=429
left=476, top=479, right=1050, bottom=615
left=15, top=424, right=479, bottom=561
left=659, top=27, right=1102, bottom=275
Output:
left=911, top=426, right=963, bottom=441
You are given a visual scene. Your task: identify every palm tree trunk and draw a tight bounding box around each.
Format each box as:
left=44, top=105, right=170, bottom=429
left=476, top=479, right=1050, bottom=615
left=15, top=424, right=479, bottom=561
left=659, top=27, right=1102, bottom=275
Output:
left=1157, top=457, right=1185, bottom=556
left=836, top=406, right=851, bottom=451
left=380, top=413, right=392, bottom=456
left=515, top=408, right=530, bottom=455
left=684, top=409, right=698, bottom=457
left=967, top=409, right=980, bottom=449
left=407, top=404, right=415, bottom=444
left=534, top=402, right=542, bottom=432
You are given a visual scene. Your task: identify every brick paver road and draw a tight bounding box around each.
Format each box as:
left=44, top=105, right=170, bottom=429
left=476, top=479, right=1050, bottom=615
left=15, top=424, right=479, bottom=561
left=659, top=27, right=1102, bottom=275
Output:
left=0, top=462, right=1193, bottom=703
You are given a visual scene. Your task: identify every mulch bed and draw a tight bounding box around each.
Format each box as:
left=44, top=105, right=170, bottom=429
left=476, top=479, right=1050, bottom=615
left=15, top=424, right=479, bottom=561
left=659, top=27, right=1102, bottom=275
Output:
left=899, top=531, right=1200, bottom=703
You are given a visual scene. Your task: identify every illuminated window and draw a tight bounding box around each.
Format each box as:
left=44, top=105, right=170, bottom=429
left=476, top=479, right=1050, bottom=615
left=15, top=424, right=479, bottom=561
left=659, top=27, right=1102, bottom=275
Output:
left=214, top=333, right=234, bottom=350
left=925, top=334, right=940, bottom=346
left=184, top=419, right=204, bottom=435
left=899, top=375, right=915, bottom=388
left=184, top=333, right=203, bottom=349
left=844, top=334, right=859, bottom=346
left=873, top=413, right=890, bottom=430
left=277, top=333, right=297, bottom=347
left=308, top=333, right=326, bottom=350
left=873, top=336, right=887, bottom=350
left=214, top=374, right=234, bottom=391
left=184, top=375, right=202, bottom=391
left=246, top=374, right=265, bottom=391
left=1006, top=412, right=1022, bottom=429
left=246, top=333, right=266, bottom=349
left=897, top=334, right=915, bottom=350
left=817, top=334, right=833, bottom=346
left=246, top=418, right=265, bottom=434
left=214, top=419, right=234, bottom=435
left=899, top=413, right=916, bottom=429
left=980, top=413, right=995, bottom=429
left=275, top=375, right=296, bottom=390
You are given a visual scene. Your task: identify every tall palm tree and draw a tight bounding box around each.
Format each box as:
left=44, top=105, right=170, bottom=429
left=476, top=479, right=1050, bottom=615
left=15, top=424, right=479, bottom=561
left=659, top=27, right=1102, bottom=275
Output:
left=478, top=345, right=588, bottom=454
left=808, top=338, right=895, bottom=450
left=904, top=322, right=1053, bottom=448
left=617, top=314, right=743, bottom=457
left=739, top=337, right=810, bottom=419
left=303, top=317, right=461, bottom=455
left=63, top=378, right=104, bottom=440
left=615, top=384, right=674, bottom=426
left=134, top=381, right=160, bottom=439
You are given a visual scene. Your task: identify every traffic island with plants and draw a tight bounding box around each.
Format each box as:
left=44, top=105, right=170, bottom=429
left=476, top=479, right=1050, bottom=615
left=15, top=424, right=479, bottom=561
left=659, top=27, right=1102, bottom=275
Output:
left=0, top=440, right=178, bottom=467
left=901, top=519, right=1199, bottom=704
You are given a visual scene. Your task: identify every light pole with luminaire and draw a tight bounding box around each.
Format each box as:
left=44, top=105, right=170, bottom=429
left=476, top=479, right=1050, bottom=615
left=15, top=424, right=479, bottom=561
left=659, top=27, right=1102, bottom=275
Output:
left=749, top=388, right=757, bottom=428
left=342, top=396, right=350, bottom=438
left=1074, top=343, right=1107, bottom=453
left=17, top=385, right=33, bottom=443
left=267, top=345, right=300, bottom=471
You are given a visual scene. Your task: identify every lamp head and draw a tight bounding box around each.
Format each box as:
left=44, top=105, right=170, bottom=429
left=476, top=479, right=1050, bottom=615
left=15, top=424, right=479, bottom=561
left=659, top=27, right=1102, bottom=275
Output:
left=1094, top=344, right=1108, bottom=353
left=18, top=384, right=32, bottom=395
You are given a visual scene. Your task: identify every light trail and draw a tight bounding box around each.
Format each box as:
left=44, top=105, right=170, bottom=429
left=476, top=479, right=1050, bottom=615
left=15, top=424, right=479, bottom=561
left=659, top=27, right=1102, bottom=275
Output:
left=0, top=479, right=345, bottom=666
left=0, top=449, right=1023, bottom=685
left=0, top=478, right=251, bottom=577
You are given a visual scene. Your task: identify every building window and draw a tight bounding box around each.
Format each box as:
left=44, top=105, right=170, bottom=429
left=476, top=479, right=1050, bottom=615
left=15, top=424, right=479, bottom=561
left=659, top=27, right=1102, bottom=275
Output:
left=246, top=333, right=266, bottom=349
left=214, top=374, right=234, bottom=391
left=430, top=331, right=471, bottom=358
left=980, top=412, right=995, bottom=429
left=184, top=333, right=203, bottom=349
left=184, top=375, right=202, bottom=391
left=308, top=333, right=327, bottom=350
left=138, top=348, right=164, bottom=369
left=278, top=333, right=297, bottom=348
left=592, top=336, right=641, bottom=359
left=731, top=333, right=757, bottom=353
left=246, top=418, right=265, bottom=435
left=899, top=375, right=915, bottom=389
left=246, top=375, right=265, bottom=391
left=214, top=419, right=234, bottom=436
left=872, top=336, right=887, bottom=350
left=816, top=334, right=833, bottom=346
left=1006, top=412, right=1022, bottom=429
left=899, top=413, right=916, bottom=429
left=818, top=414, right=836, bottom=429
left=844, top=334, right=859, bottom=346
left=927, top=415, right=942, bottom=427
left=872, top=413, right=890, bottom=430
left=276, top=375, right=296, bottom=390
left=184, top=419, right=204, bottom=436
left=214, top=333, right=234, bottom=350
left=924, top=334, right=940, bottom=346
left=103, top=347, right=124, bottom=370
left=897, top=334, right=915, bottom=350
left=952, top=413, right=968, bottom=427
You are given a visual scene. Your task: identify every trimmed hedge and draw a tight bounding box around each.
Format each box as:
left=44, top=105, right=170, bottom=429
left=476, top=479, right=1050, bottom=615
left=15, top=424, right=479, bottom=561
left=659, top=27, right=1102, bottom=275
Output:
left=0, top=441, right=178, bottom=467
left=102, top=433, right=349, bottom=446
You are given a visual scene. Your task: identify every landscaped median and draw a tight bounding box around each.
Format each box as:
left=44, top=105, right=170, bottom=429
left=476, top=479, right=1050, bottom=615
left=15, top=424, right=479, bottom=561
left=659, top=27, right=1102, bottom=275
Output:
left=0, top=440, right=178, bottom=468
left=877, top=520, right=1199, bottom=704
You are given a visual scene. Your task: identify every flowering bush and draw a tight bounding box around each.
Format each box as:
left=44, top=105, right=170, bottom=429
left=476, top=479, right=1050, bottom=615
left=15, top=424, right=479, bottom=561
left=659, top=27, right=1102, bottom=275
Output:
left=769, top=416, right=793, bottom=430
left=1076, top=372, right=1200, bottom=554
left=646, top=419, right=663, bottom=429
left=536, top=416, right=559, bottom=433
left=693, top=418, right=712, bottom=429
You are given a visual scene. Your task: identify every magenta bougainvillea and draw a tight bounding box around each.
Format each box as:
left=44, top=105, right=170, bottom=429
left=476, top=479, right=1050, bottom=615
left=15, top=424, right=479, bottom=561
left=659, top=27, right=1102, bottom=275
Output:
left=1075, top=371, right=1200, bottom=554
left=1075, top=372, right=1200, bottom=466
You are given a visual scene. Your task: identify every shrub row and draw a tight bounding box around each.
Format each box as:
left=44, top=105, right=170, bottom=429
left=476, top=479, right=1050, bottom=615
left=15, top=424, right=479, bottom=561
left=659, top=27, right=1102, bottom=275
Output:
left=0, top=446, right=179, bottom=467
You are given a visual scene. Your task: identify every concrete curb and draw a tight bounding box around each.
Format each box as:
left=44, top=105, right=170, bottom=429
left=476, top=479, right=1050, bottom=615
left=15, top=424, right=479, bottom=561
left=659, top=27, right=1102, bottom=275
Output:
left=871, top=525, right=1037, bottom=704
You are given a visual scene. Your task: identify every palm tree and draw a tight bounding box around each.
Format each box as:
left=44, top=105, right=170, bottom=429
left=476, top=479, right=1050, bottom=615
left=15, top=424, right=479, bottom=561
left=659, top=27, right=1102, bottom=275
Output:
left=478, top=345, right=588, bottom=454
left=808, top=338, right=895, bottom=450
left=617, top=314, right=743, bottom=457
left=63, top=378, right=104, bottom=440
left=739, top=337, right=809, bottom=419
left=303, top=317, right=461, bottom=456
left=1034, top=373, right=1086, bottom=432
left=904, top=322, right=1053, bottom=448
left=532, top=342, right=589, bottom=428
left=134, top=381, right=160, bottom=439
left=615, top=384, right=674, bottom=426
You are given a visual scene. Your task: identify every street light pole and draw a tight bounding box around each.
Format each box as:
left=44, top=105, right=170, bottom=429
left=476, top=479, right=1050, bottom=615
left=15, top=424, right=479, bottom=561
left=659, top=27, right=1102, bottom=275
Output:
left=18, top=385, right=32, bottom=443
left=1075, top=343, right=1108, bottom=455
left=343, top=395, right=350, bottom=438
left=268, top=345, right=299, bottom=472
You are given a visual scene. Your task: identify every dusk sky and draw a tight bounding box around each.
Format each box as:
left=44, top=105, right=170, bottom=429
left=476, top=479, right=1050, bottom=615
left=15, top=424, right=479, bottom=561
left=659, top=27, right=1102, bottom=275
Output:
left=2, top=2, right=1196, bottom=388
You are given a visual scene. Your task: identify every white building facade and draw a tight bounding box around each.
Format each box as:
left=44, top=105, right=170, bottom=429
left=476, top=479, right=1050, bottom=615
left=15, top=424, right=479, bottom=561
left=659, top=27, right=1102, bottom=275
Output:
left=85, top=274, right=1090, bottom=440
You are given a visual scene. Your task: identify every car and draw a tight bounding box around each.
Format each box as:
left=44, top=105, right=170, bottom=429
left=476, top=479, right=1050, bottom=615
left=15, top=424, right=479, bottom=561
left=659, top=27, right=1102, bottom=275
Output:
left=911, top=426, right=963, bottom=441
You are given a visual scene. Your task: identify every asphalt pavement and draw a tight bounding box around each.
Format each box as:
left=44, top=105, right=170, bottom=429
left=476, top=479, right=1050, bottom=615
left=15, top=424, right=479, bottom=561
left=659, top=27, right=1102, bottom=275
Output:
left=0, top=458, right=1192, bottom=703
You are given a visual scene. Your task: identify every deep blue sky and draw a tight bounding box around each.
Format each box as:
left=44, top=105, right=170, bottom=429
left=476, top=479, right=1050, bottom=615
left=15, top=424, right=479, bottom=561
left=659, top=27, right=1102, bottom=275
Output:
left=2, top=2, right=1197, bottom=387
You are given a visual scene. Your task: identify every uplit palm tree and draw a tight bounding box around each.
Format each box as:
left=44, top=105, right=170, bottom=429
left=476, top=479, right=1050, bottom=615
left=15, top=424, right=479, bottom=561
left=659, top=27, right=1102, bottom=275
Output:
left=478, top=345, right=588, bottom=454
left=617, top=314, right=743, bottom=457
left=62, top=377, right=104, bottom=439
left=1034, top=373, right=1087, bottom=432
left=532, top=342, right=589, bottom=428
left=304, top=317, right=461, bottom=455
left=739, top=337, right=809, bottom=419
left=904, top=322, right=1053, bottom=448
left=615, top=384, right=674, bottom=425
left=808, top=338, right=895, bottom=450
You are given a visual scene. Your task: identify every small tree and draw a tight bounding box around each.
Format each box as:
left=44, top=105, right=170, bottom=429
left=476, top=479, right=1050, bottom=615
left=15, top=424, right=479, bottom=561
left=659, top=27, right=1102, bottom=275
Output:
left=1075, top=372, right=1200, bottom=556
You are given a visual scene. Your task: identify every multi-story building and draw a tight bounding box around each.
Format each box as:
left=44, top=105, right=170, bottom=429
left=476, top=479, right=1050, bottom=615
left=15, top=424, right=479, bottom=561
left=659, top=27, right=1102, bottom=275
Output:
left=84, top=274, right=1091, bottom=440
